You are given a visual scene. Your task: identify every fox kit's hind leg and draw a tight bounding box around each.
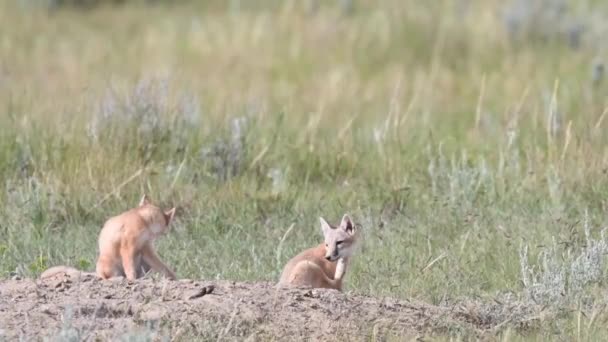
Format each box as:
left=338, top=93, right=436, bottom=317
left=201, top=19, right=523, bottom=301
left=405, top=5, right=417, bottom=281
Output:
left=98, top=251, right=150, bottom=279
left=109, top=244, right=174, bottom=281
left=288, top=258, right=348, bottom=290
left=96, top=256, right=119, bottom=279
left=287, top=261, right=323, bottom=287
left=142, top=243, right=176, bottom=280
left=288, top=260, right=338, bottom=289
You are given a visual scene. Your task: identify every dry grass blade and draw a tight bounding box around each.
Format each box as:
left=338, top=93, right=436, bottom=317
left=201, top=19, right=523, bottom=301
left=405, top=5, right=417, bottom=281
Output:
left=276, top=223, right=295, bottom=269
left=421, top=253, right=447, bottom=273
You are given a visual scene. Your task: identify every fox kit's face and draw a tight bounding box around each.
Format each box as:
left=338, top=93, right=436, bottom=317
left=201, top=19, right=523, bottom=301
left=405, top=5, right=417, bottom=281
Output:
left=138, top=194, right=176, bottom=236
left=320, top=214, right=357, bottom=262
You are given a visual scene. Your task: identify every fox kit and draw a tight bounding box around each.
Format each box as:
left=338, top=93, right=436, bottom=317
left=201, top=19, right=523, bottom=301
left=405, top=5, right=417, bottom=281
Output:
left=40, top=265, right=94, bottom=280
left=95, top=194, right=177, bottom=281
left=279, top=214, right=359, bottom=291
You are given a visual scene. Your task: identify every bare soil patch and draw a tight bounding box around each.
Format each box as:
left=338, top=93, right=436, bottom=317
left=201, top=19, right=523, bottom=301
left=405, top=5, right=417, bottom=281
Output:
left=0, top=273, right=542, bottom=340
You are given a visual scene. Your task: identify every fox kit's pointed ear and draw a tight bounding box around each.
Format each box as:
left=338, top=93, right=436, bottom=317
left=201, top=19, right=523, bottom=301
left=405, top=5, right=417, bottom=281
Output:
left=319, top=217, right=332, bottom=235
left=139, top=194, right=151, bottom=207
left=164, top=208, right=176, bottom=225
left=339, top=214, right=355, bottom=234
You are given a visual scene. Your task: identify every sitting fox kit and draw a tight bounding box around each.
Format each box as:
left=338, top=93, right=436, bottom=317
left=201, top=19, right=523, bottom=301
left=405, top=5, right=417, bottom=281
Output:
left=279, top=214, right=358, bottom=291
left=95, top=195, right=177, bottom=281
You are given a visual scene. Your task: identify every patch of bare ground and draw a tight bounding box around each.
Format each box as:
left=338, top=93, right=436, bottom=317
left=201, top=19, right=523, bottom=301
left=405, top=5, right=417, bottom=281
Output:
left=0, top=273, right=545, bottom=340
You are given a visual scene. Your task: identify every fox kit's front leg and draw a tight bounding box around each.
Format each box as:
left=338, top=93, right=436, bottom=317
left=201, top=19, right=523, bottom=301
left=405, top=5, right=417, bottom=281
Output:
left=142, top=243, right=176, bottom=280
left=120, top=245, right=139, bottom=281
left=334, top=257, right=347, bottom=280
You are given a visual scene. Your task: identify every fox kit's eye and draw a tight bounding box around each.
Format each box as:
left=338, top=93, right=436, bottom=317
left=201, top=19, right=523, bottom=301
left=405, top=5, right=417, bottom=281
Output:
left=336, top=241, right=344, bottom=246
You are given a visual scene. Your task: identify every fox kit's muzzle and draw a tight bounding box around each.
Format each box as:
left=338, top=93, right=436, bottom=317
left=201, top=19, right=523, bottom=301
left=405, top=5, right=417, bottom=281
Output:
left=325, top=250, right=339, bottom=261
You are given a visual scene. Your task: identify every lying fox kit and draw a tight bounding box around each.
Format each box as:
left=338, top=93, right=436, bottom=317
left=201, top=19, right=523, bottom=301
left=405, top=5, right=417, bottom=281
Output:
left=279, top=214, right=359, bottom=291
left=95, top=195, right=177, bottom=281
left=40, top=265, right=94, bottom=280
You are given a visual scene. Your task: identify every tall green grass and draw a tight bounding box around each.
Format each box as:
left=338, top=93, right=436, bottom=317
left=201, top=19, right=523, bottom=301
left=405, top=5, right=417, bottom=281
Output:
left=2, top=0, right=608, bottom=339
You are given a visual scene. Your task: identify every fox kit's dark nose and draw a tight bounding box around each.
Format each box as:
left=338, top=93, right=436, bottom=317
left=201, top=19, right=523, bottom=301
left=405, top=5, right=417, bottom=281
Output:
left=325, top=255, right=331, bottom=260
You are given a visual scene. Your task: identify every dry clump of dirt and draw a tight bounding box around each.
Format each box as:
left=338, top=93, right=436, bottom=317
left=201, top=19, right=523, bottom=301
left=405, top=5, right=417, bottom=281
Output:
left=0, top=273, right=543, bottom=340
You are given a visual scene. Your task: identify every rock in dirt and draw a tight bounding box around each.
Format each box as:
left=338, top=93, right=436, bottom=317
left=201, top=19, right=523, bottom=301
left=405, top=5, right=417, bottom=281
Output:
left=186, top=284, right=215, bottom=300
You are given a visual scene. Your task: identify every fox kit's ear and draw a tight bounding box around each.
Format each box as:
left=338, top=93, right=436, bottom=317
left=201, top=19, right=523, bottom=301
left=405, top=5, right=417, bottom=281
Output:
left=339, top=214, right=355, bottom=235
left=319, top=217, right=332, bottom=235
left=139, top=194, right=151, bottom=207
left=164, top=208, right=176, bottom=225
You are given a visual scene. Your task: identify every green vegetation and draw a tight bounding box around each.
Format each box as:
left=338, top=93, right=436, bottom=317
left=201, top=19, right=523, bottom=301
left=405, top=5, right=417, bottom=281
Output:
left=2, top=0, right=608, bottom=339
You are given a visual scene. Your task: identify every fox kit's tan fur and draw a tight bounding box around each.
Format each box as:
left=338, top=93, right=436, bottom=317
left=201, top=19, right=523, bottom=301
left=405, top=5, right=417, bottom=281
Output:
left=95, top=195, right=177, bottom=281
left=279, top=214, right=358, bottom=291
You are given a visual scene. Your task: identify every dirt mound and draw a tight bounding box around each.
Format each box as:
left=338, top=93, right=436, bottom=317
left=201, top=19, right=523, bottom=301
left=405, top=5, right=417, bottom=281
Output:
left=0, top=274, right=542, bottom=340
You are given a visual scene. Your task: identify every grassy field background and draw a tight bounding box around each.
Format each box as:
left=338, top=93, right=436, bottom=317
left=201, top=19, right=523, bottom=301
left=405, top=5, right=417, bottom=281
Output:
left=2, top=0, right=608, bottom=339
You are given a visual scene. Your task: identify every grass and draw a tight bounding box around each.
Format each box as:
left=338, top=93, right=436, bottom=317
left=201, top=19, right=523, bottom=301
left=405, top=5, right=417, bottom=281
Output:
left=2, top=0, right=608, bottom=339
